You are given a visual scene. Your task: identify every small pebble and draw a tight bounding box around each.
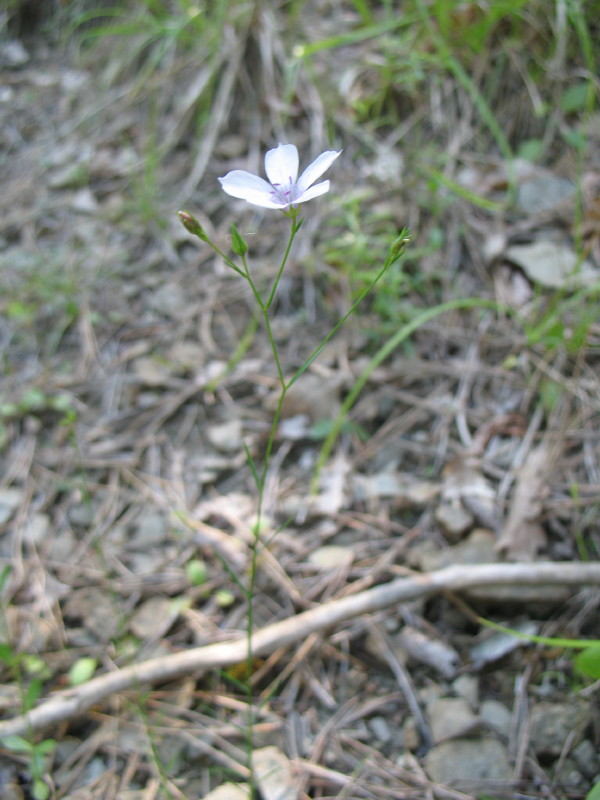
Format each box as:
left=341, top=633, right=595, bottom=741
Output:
left=368, top=715, right=392, bottom=743
left=480, top=699, right=512, bottom=738
left=424, top=738, right=511, bottom=783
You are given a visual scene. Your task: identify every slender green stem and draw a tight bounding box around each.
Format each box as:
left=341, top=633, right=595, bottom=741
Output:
left=211, top=242, right=248, bottom=277
left=266, top=216, right=302, bottom=311
left=243, top=262, right=287, bottom=388
left=478, top=616, right=600, bottom=650
left=261, top=309, right=286, bottom=388
left=288, top=253, right=394, bottom=389
left=238, top=218, right=303, bottom=791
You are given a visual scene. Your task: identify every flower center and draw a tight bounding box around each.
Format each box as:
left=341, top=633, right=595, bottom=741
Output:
left=270, top=176, right=298, bottom=207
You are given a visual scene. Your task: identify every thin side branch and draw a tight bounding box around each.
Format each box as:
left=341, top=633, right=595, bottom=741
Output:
left=1, top=562, right=598, bottom=738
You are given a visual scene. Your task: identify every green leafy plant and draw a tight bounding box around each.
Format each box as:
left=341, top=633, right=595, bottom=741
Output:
left=0, top=645, right=55, bottom=800
left=521, top=284, right=600, bottom=354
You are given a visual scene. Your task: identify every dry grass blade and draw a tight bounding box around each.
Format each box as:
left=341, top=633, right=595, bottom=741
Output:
left=0, top=562, right=598, bottom=738
left=496, top=441, right=551, bottom=561
left=180, top=28, right=247, bottom=200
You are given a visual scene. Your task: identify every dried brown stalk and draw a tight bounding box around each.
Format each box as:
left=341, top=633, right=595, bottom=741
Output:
left=0, top=562, right=598, bottom=738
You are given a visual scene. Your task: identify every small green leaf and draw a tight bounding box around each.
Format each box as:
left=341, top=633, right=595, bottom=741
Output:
left=575, top=645, right=600, bottom=679
left=49, top=394, right=74, bottom=413
left=23, top=677, right=43, bottom=712
left=215, top=590, right=235, bottom=608
left=2, top=734, right=33, bottom=753
left=308, top=419, right=334, bottom=441
left=585, top=780, right=600, bottom=800
left=0, top=402, right=19, bottom=418
left=561, top=129, right=587, bottom=150
left=6, top=301, right=35, bottom=321
left=186, top=559, right=207, bottom=586
left=32, top=778, right=50, bottom=800
left=168, top=596, right=191, bottom=615
left=0, top=642, right=16, bottom=665
left=517, top=139, right=544, bottom=162
left=23, top=654, right=48, bottom=676
left=20, top=388, right=47, bottom=412
left=560, top=82, right=590, bottom=113
left=539, top=380, right=562, bottom=413
left=68, top=657, right=97, bottom=686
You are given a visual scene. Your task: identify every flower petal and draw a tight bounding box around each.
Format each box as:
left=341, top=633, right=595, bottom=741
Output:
left=296, top=150, right=341, bottom=193
left=295, top=180, right=331, bottom=204
left=218, top=171, right=284, bottom=209
left=265, top=144, right=299, bottom=186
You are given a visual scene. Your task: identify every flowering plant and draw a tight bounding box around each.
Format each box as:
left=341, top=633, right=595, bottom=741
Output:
left=179, top=144, right=408, bottom=790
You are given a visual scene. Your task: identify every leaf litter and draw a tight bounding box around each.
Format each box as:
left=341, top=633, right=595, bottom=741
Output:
left=0, top=2, right=599, bottom=798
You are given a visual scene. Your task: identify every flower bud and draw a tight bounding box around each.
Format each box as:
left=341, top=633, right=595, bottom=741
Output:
left=177, top=210, right=208, bottom=241
left=230, top=223, right=248, bottom=256
left=385, top=231, right=411, bottom=266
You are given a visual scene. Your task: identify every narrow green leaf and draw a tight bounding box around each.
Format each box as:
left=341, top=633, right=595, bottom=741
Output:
left=2, top=734, right=33, bottom=753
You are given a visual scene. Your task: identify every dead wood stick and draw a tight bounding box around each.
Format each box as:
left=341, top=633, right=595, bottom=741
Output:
left=1, top=561, right=598, bottom=738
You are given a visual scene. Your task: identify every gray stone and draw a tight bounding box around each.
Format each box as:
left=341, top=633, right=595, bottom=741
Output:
left=368, top=715, right=392, bottom=743
left=470, top=620, right=538, bottom=669
left=0, top=40, right=30, bottom=67
left=529, top=700, right=590, bottom=757
left=480, top=699, right=512, bottom=738
left=71, top=188, right=98, bottom=214
left=424, top=737, right=511, bottom=783
left=429, top=698, right=478, bottom=743
left=206, top=418, right=243, bottom=453
left=572, top=739, right=600, bottom=778
left=452, top=675, right=479, bottom=710
left=23, top=513, right=49, bottom=545
left=68, top=502, right=94, bottom=527
left=133, top=356, right=173, bottom=386
left=169, top=341, right=205, bottom=370
left=506, top=241, right=598, bottom=289
left=47, top=529, right=77, bottom=563
left=127, top=551, right=166, bottom=574
left=253, top=746, right=296, bottom=800
left=132, top=509, right=167, bottom=545
left=0, top=488, right=24, bottom=526
left=517, top=175, right=574, bottom=213
left=396, top=626, right=460, bottom=679
left=148, top=281, right=187, bottom=318
left=308, top=545, right=354, bottom=570
left=128, top=597, right=173, bottom=639
left=402, top=717, right=419, bottom=752
left=435, top=503, right=473, bottom=541
left=412, top=528, right=498, bottom=573
left=202, top=783, right=250, bottom=800
left=62, top=587, right=120, bottom=642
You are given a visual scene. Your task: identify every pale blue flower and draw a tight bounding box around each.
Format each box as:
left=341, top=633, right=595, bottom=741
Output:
left=219, top=143, right=341, bottom=210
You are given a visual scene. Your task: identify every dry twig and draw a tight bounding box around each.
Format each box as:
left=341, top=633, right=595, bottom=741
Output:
left=0, top=562, right=598, bottom=737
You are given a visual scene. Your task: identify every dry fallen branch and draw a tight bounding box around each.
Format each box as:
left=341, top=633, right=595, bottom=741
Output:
left=1, top=562, right=599, bottom=738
